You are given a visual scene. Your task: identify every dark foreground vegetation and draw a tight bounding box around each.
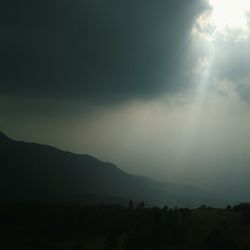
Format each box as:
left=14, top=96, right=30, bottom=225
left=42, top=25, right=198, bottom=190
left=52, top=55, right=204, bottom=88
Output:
left=1, top=202, right=250, bottom=250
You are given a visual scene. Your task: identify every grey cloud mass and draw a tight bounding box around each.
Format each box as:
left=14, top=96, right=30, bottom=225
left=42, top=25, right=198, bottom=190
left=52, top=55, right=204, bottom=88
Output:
left=0, top=0, right=206, bottom=103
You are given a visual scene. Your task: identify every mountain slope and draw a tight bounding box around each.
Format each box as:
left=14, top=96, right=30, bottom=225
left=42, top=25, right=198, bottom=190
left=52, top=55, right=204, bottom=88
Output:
left=0, top=132, right=225, bottom=207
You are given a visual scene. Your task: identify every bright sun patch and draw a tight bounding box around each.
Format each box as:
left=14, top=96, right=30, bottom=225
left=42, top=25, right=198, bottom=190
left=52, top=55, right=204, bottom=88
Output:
left=193, top=0, right=250, bottom=41
left=209, top=0, right=250, bottom=31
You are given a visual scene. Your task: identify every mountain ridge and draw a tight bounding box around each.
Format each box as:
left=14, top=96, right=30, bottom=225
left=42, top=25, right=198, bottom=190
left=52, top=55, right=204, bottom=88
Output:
left=0, top=131, right=11, bottom=141
left=0, top=131, right=227, bottom=207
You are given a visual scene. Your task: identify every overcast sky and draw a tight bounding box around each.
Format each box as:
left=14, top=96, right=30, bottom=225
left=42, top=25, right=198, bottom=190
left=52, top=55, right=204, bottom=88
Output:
left=1, top=0, right=250, bottom=201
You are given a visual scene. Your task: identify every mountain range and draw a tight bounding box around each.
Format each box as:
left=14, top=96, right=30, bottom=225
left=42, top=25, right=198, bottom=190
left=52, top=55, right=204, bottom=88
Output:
left=0, top=131, right=227, bottom=207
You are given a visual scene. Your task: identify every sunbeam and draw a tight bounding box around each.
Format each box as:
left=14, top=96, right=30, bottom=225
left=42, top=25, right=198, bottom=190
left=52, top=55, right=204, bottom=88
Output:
left=180, top=0, right=250, bottom=168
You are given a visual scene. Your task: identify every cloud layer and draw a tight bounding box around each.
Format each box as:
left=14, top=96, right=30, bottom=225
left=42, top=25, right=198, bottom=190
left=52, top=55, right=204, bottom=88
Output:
left=0, top=0, right=205, bottom=102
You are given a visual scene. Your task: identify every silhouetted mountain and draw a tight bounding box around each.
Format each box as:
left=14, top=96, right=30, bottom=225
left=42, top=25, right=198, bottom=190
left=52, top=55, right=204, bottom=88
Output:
left=0, top=131, right=226, bottom=207
left=0, top=131, right=10, bottom=141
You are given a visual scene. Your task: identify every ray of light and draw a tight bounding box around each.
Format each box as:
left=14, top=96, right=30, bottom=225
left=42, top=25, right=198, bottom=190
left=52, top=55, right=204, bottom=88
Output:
left=176, top=0, right=250, bottom=173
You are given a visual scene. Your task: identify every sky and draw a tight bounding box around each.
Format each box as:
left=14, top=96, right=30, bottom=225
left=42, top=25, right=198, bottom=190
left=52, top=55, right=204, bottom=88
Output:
left=1, top=0, right=250, bottom=201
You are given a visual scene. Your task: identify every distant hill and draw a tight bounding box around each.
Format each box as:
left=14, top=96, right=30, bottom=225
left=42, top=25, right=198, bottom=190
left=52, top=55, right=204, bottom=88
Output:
left=0, top=131, right=226, bottom=207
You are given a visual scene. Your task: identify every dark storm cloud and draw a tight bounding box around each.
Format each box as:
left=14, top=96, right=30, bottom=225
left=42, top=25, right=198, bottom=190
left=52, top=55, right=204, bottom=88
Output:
left=0, top=0, right=205, bottom=103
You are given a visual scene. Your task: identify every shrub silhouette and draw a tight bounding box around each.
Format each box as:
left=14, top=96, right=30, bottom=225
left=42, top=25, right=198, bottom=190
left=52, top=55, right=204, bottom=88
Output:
left=1, top=202, right=250, bottom=249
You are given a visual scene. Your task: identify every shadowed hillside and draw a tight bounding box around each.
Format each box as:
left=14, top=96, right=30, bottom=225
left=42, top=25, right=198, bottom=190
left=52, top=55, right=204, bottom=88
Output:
left=0, top=131, right=226, bottom=207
